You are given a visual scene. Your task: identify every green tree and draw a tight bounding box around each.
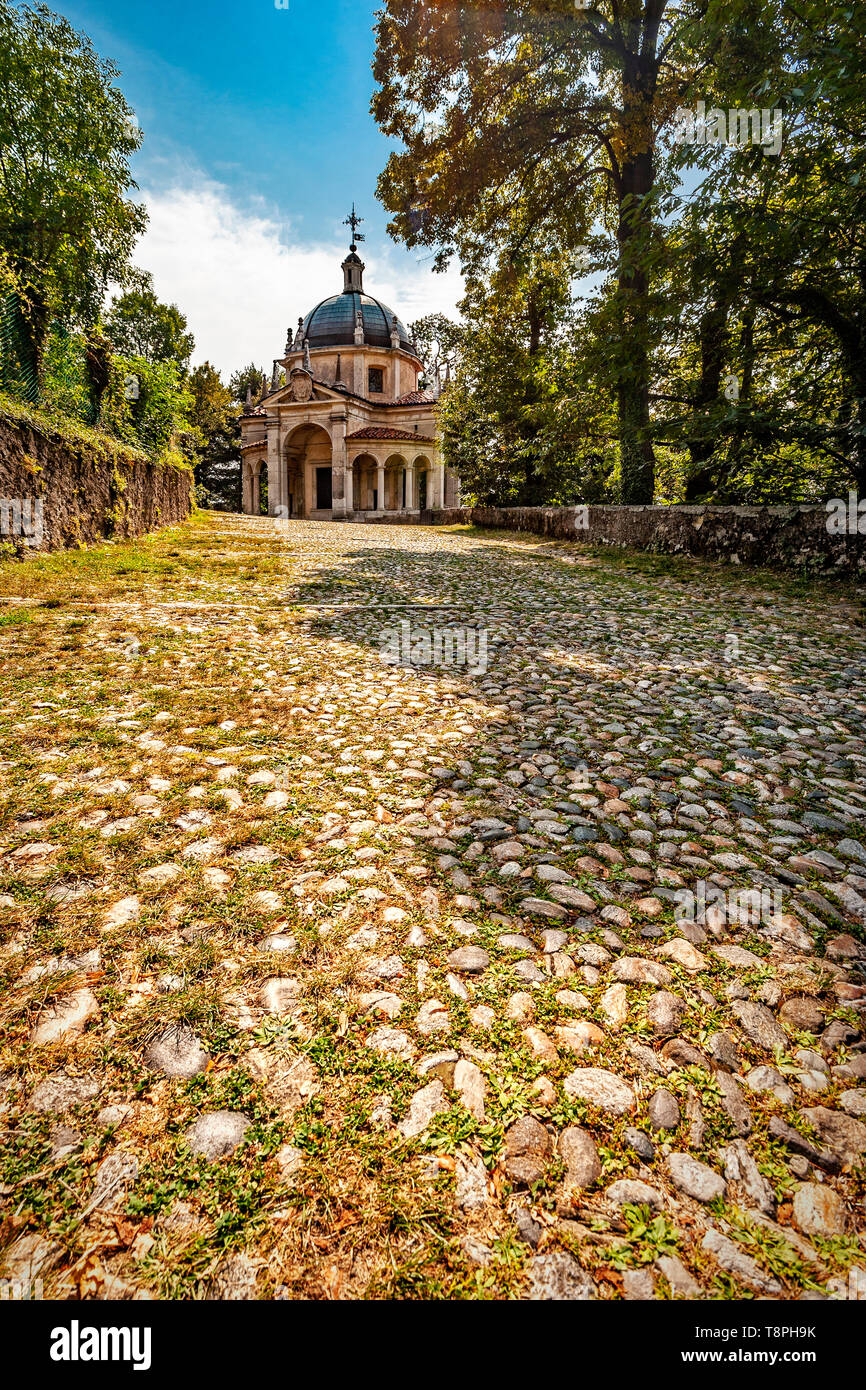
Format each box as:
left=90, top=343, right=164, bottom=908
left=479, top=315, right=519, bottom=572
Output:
left=441, top=239, right=603, bottom=503
left=409, top=312, right=463, bottom=387
left=229, top=362, right=268, bottom=406
left=654, top=0, right=866, bottom=495
left=105, top=272, right=195, bottom=370
left=189, top=361, right=242, bottom=510
left=372, top=0, right=711, bottom=503
left=0, top=1, right=145, bottom=381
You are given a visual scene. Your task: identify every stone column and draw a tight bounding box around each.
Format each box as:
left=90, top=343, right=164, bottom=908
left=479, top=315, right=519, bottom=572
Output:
left=434, top=461, right=446, bottom=509
left=241, top=461, right=251, bottom=514
left=406, top=463, right=415, bottom=511
left=329, top=412, right=348, bottom=519
left=266, top=422, right=282, bottom=516
left=251, top=465, right=260, bottom=516
left=345, top=460, right=354, bottom=517
left=376, top=464, right=386, bottom=513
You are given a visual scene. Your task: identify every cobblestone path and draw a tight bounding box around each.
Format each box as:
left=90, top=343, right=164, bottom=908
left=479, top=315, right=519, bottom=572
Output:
left=0, top=513, right=864, bottom=1300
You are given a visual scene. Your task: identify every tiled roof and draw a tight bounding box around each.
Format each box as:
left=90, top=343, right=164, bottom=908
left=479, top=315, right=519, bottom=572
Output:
left=240, top=438, right=267, bottom=452
left=392, top=389, right=436, bottom=405
left=346, top=426, right=436, bottom=443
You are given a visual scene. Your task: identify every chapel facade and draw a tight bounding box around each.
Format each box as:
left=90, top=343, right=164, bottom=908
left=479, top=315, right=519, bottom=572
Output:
left=239, top=210, right=457, bottom=520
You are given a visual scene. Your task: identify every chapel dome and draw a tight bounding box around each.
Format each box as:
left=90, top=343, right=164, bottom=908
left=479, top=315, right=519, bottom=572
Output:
left=301, top=291, right=414, bottom=353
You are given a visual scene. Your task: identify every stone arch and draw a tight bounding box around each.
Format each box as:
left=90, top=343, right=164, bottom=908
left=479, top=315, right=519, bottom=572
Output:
left=242, top=457, right=268, bottom=516
left=413, top=454, right=432, bottom=511
left=350, top=451, right=379, bottom=512
left=257, top=458, right=269, bottom=516
left=384, top=452, right=409, bottom=511
left=285, top=421, right=332, bottom=517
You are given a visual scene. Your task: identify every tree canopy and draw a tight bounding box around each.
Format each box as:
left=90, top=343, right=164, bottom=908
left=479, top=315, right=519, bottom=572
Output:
left=373, top=0, right=866, bottom=504
left=105, top=273, right=195, bottom=371
left=0, top=0, right=146, bottom=378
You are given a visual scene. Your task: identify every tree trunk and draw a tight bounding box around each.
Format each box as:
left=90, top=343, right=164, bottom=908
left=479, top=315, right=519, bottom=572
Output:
left=517, top=290, right=543, bottom=504
left=844, top=285, right=866, bottom=492
left=84, top=334, right=111, bottom=425
left=615, top=54, right=658, bottom=505
left=20, top=282, right=50, bottom=393
left=850, top=367, right=866, bottom=494
left=684, top=295, right=730, bottom=499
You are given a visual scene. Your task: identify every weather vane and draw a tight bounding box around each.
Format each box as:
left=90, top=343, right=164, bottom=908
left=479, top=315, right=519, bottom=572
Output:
left=344, top=203, right=365, bottom=250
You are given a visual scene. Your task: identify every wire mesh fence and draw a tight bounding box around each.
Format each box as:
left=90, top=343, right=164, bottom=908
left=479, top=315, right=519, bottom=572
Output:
left=0, top=293, right=38, bottom=403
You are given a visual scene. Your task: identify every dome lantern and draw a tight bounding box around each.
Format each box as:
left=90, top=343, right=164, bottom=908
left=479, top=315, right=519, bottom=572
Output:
left=342, top=250, right=365, bottom=294
left=294, top=205, right=417, bottom=356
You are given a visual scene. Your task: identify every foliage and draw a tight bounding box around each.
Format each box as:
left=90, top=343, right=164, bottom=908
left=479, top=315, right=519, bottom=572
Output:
left=658, top=0, right=866, bottom=495
left=0, top=0, right=146, bottom=379
left=189, top=361, right=242, bottom=511
left=408, top=312, right=463, bottom=386
left=105, top=272, right=195, bottom=370
left=110, top=356, right=193, bottom=459
left=440, top=239, right=616, bottom=504
left=41, top=325, right=93, bottom=423
left=229, top=363, right=268, bottom=407
left=29, top=323, right=193, bottom=464
left=372, top=0, right=718, bottom=503
left=373, top=0, right=866, bottom=506
left=0, top=388, right=191, bottom=482
left=0, top=251, right=38, bottom=401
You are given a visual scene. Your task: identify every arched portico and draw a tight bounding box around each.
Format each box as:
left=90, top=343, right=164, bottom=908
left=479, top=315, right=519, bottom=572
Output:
left=350, top=452, right=379, bottom=512
left=383, top=453, right=409, bottom=511
left=342, top=446, right=437, bottom=515
left=284, top=422, right=332, bottom=518
left=242, top=456, right=268, bottom=516
left=413, top=454, right=432, bottom=511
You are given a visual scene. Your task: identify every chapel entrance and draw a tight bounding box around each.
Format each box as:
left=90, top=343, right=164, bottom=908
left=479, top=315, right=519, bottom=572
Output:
left=285, top=422, right=333, bottom=517
left=316, top=467, right=333, bottom=511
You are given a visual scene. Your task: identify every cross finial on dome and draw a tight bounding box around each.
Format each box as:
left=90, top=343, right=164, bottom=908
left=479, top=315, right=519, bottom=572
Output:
left=343, top=202, right=365, bottom=252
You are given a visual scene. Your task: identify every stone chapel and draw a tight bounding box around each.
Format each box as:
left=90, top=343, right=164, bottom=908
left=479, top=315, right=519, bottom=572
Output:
left=239, top=208, right=458, bottom=520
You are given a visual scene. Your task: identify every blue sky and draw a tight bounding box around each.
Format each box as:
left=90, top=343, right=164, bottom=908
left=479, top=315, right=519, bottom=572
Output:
left=55, top=0, right=462, bottom=371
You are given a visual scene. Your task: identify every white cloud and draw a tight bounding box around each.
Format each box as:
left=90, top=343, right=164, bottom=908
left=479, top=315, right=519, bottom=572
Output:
left=134, top=177, right=463, bottom=375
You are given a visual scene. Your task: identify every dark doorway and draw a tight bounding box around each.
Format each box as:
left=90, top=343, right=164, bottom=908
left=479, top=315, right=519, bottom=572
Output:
left=316, top=467, right=333, bottom=510
left=418, top=471, right=427, bottom=510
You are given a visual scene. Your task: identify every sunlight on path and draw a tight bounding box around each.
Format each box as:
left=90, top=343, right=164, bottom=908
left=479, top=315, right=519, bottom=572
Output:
left=0, top=514, right=864, bottom=1301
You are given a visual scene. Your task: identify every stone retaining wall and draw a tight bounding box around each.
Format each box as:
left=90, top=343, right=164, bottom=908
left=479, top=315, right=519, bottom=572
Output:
left=430, top=503, right=866, bottom=576
left=0, top=409, right=193, bottom=551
